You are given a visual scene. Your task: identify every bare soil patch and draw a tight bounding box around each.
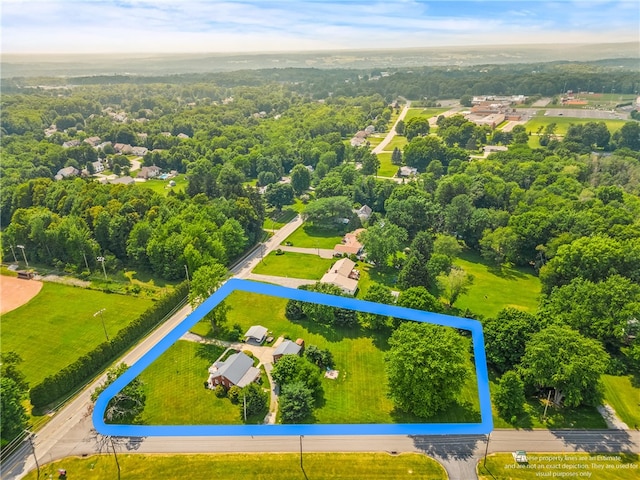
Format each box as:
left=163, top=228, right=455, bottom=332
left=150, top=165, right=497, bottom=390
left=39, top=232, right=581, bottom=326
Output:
left=0, top=275, right=44, bottom=314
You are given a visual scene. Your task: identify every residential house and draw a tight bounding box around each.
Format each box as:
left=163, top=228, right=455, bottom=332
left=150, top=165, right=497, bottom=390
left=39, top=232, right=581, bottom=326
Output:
left=83, top=136, right=101, bottom=147
left=244, top=325, right=268, bottom=345
left=208, top=352, right=260, bottom=389
left=483, top=145, right=508, bottom=154
left=320, top=257, right=360, bottom=296
left=334, top=228, right=365, bottom=256
left=355, top=205, right=372, bottom=222
left=177, top=133, right=190, bottom=139
left=54, top=166, right=79, bottom=181
left=131, top=146, right=148, bottom=156
left=272, top=339, right=302, bottom=363
left=91, top=160, right=105, bottom=173
left=364, top=125, right=376, bottom=135
left=113, top=143, right=133, bottom=154
left=62, top=140, right=81, bottom=148
left=136, top=165, right=161, bottom=180
left=397, top=166, right=418, bottom=177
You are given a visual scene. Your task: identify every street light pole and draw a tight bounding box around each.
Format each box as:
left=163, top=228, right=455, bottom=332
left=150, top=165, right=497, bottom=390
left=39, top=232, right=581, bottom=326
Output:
left=184, top=264, right=190, bottom=289
left=94, top=308, right=109, bottom=342
left=9, top=244, right=18, bottom=263
left=97, top=256, right=107, bottom=280
left=16, top=244, right=28, bottom=268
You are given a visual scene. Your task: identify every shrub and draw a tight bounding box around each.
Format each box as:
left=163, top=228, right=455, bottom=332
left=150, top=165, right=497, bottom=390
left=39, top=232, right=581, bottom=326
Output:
left=214, top=385, right=226, bottom=398
left=228, top=386, right=241, bottom=404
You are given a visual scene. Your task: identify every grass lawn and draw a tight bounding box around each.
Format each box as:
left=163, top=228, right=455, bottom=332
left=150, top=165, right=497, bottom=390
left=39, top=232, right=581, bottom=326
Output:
left=263, top=207, right=298, bottom=231
left=251, top=251, right=335, bottom=279
left=383, top=135, right=408, bottom=151
left=525, top=117, right=628, bottom=148
left=478, top=453, right=640, bottom=480
left=356, top=263, right=399, bottom=297
left=137, top=174, right=188, bottom=197
left=403, top=107, right=450, bottom=123
left=137, top=340, right=247, bottom=425
left=451, top=251, right=541, bottom=318
left=24, top=452, right=447, bottom=480
left=489, top=375, right=606, bottom=429
left=602, top=374, right=640, bottom=428
left=376, top=152, right=399, bottom=177
left=198, top=290, right=481, bottom=425
left=283, top=224, right=346, bottom=249
left=1, top=282, right=153, bottom=386
left=366, top=135, right=385, bottom=148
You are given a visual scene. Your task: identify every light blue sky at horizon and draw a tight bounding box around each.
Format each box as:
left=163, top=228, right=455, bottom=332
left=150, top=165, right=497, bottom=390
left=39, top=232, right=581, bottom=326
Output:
left=2, top=1, right=638, bottom=54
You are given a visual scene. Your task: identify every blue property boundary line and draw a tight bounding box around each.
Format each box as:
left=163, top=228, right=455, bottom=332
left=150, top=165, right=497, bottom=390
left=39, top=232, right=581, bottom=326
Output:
left=93, top=278, right=493, bottom=436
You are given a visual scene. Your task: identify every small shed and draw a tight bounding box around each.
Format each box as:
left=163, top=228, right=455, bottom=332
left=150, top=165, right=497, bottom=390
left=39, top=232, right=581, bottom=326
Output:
left=272, top=339, right=302, bottom=363
left=244, top=325, right=268, bottom=345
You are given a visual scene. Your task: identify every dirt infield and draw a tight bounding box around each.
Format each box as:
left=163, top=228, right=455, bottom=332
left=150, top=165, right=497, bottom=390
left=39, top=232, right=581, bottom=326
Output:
left=0, top=275, right=43, bottom=314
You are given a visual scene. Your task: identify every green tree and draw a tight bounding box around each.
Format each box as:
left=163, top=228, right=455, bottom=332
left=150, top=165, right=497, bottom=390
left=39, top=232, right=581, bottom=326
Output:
left=520, top=325, right=609, bottom=407
left=264, top=183, right=294, bottom=211
left=494, top=370, right=526, bottom=421
left=395, top=119, right=405, bottom=136
left=360, top=152, right=380, bottom=176
left=240, top=383, right=268, bottom=421
left=1, top=352, right=29, bottom=392
left=460, top=95, right=473, bottom=107
left=303, top=196, right=353, bottom=228
left=290, top=164, right=311, bottom=194
left=539, top=275, right=640, bottom=352
left=279, top=382, right=314, bottom=423
left=91, top=363, right=146, bottom=423
left=433, top=233, right=462, bottom=258
left=358, top=221, right=407, bottom=267
left=483, top=308, right=539, bottom=373
left=0, top=377, right=28, bottom=443
left=188, top=262, right=229, bottom=334
left=271, top=355, right=321, bottom=395
left=397, top=252, right=430, bottom=289
left=385, top=322, right=469, bottom=417
left=439, top=267, right=473, bottom=307
left=404, top=116, right=430, bottom=140
left=391, top=147, right=403, bottom=165
left=358, top=283, right=395, bottom=330
left=403, top=136, right=445, bottom=171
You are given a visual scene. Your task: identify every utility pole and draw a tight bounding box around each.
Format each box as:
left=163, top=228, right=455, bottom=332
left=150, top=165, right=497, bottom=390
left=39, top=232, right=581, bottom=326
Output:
left=16, top=244, right=28, bottom=268
left=243, top=393, right=247, bottom=422
left=184, top=264, right=190, bottom=289
left=82, top=251, right=90, bottom=271
left=97, top=256, right=107, bottom=280
left=94, top=308, right=109, bottom=342
left=110, top=437, right=121, bottom=480
left=25, top=430, right=40, bottom=479
left=483, top=433, right=491, bottom=468
left=300, top=435, right=308, bottom=480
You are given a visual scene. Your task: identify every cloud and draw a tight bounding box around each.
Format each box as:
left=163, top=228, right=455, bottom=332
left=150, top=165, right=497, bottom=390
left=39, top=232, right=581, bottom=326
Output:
left=1, top=0, right=637, bottom=54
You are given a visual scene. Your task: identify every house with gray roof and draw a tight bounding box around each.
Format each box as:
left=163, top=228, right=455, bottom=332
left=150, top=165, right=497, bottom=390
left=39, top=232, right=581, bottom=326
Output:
left=207, top=351, right=260, bottom=389
left=272, top=339, right=302, bottom=363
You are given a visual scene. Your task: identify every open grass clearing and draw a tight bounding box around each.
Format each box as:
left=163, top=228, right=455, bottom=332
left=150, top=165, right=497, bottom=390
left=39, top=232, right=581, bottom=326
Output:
left=137, top=340, right=246, bottom=425
left=602, top=374, right=640, bottom=428
left=525, top=117, right=628, bottom=148
left=251, top=251, right=335, bottom=280
left=404, top=107, right=450, bottom=123
left=0, top=282, right=153, bottom=386
left=366, top=135, right=384, bottom=147
left=24, top=452, right=447, bottom=480
left=451, top=251, right=541, bottom=319
left=478, top=452, right=640, bottom=480
left=282, top=224, right=346, bottom=249
left=192, top=290, right=481, bottom=425
left=376, top=152, right=399, bottom=177
left=383, top=135, right=408, bottom=151
left=137, top=174, right=188, bottom=197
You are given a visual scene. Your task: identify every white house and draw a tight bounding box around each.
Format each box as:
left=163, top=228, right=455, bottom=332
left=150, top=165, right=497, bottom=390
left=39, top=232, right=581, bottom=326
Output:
left=320, top=258, right=360, bottom=296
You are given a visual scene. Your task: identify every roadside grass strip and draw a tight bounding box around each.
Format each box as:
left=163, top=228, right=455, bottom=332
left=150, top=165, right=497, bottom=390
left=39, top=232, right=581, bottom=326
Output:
left=22, top=452, right=447, bottom=480
left=602, top=375, right=640, bottom=428
left=478, top=452, right=640, bottom=479
left=93, top=278, right=493, bottom=436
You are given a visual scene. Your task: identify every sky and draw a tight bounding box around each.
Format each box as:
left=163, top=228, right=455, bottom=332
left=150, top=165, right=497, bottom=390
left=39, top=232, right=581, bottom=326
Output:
left=1, top=0, right=638, bottom=55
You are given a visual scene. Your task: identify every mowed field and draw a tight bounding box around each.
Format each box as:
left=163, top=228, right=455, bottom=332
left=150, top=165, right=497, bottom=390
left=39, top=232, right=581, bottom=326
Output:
left=525, top=116, right=629, bottom=148
left=23, top=452, right=447, bottom=480
left=1, top=281, right=153, bottom=386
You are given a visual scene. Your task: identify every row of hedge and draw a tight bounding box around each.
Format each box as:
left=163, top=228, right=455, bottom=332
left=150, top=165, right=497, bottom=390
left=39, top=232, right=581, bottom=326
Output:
left=30, top=282, right=188, bottom=408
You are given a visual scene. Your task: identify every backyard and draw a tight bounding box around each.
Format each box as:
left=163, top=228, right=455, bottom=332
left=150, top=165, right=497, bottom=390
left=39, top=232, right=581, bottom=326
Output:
left=251, top=251, right=335, bottom=280
left=282, top=224, right=346, bottom=249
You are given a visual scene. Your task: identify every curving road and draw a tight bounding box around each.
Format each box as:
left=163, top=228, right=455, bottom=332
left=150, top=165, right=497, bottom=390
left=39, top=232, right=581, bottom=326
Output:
left=3, top=215, right=640, bottom=480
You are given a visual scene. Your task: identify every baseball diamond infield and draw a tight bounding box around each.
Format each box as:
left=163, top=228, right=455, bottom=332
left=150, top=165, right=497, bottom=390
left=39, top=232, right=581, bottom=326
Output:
left=0, top=274, right=43, bottom=314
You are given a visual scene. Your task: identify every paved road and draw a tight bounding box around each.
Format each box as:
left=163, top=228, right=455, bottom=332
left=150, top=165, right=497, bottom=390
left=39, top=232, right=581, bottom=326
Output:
left=372, top=101, right=411, bottom=154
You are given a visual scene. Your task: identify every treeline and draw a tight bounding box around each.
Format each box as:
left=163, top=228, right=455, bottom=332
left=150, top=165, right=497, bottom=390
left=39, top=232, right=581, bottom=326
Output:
left=30, top=282, right=188, bottom=408
left=2, top=178, right=261, bottom=280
